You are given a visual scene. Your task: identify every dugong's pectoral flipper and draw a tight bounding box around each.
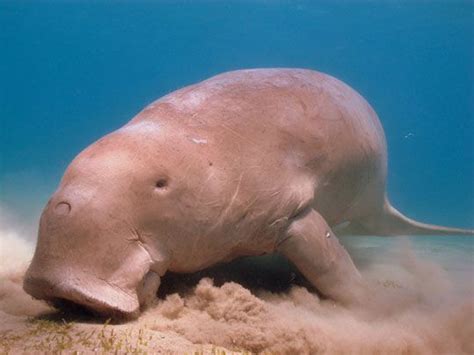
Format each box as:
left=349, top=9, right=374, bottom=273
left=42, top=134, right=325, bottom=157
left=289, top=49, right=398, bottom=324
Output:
left=277, top=208, right=367, bottom=305
left=137, top=271, right=161, bottom=309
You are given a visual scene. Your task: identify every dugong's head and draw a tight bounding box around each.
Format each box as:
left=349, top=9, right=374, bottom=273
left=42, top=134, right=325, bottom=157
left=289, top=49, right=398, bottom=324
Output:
left=23, top=122, right=183, bottom=319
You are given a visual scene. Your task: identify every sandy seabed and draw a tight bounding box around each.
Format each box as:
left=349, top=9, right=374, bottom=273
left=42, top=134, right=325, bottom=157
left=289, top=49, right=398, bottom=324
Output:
left=1, top=224, right=473, bottom=354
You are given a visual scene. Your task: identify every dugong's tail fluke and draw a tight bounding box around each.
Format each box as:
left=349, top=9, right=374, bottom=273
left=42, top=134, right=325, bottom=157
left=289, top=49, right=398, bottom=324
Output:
left=340, top=199, right=474, bottom=236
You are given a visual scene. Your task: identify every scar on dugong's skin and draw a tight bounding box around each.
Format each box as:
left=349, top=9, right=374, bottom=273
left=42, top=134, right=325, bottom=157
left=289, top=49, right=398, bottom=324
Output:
left=23, top=68, right=474, bottom=319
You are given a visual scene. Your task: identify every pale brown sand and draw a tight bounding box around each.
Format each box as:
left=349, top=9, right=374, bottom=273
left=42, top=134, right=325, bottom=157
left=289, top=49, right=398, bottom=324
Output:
left=1, top=219, right=473, bottom=354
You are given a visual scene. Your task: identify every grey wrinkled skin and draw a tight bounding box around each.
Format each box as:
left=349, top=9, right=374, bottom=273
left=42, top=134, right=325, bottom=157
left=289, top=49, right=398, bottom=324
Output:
left=23, top=69, right=473, bottom=319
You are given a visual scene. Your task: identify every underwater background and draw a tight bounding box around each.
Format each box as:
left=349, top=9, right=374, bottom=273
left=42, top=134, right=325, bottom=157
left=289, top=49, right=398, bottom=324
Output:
left=0, top=1, right=473, bottom=353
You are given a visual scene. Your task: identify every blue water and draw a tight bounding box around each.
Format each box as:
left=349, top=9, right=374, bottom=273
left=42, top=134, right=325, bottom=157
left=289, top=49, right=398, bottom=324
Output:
left=0, top=2, right=472, bottom=239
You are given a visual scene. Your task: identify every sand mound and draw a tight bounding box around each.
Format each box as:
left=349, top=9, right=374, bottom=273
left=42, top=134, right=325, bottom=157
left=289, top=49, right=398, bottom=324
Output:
left=143, top=269, right=473, bottom=354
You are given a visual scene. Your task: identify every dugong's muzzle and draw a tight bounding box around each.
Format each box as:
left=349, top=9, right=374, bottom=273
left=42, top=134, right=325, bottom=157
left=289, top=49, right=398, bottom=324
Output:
left=23, top=194, right=160, bottom=319
left=23, top=268, right=141, bottom=318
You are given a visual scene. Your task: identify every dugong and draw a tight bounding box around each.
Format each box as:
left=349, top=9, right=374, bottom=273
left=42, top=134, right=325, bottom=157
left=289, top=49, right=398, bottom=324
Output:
left=23, top=69, right=473, bottom=318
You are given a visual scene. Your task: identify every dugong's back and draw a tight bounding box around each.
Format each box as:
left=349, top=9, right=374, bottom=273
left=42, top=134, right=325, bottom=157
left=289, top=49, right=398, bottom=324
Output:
left=132, top=69, right=387, bottom=229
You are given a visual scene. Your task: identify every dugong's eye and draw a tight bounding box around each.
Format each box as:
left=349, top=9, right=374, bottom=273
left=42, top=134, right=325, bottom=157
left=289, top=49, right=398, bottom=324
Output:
left=155, top=178, right=168, bottom=189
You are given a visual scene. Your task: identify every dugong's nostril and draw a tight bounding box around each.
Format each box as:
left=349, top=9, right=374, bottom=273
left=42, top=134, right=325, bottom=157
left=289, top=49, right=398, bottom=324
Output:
left=54, top=201, right=71, bottom=216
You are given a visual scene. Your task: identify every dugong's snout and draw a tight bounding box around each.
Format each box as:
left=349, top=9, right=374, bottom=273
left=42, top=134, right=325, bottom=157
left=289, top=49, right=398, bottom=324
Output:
left=23, top=269, right=141, bottom=319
